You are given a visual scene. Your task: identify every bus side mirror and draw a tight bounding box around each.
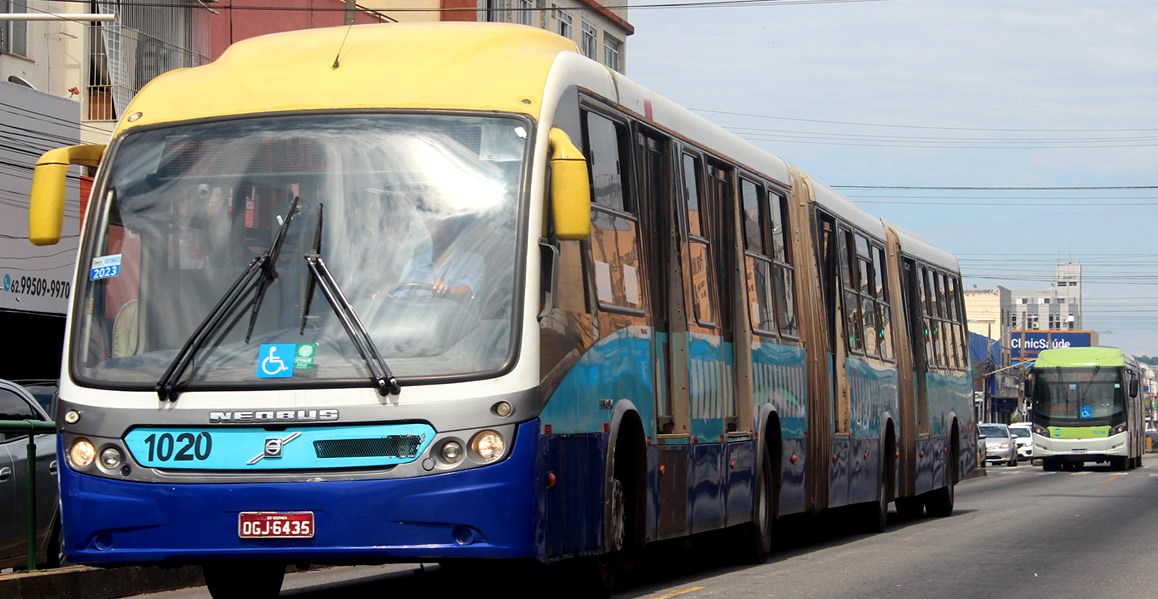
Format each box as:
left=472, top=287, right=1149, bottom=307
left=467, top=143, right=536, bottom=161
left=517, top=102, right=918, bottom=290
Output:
left=548, top=128, right=590, bottom=241
left=29, top=144, right=105, bottom=246
left=1130, top=377, right=1139, bottom=398
left=1024, top=376, right=1034, bottom=398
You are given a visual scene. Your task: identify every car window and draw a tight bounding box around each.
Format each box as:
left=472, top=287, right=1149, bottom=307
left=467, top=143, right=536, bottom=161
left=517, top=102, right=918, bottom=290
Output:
left=1010, top=429, right=1029, bottom=438
left=980, top=425, right=1007, bottom=438
left=0, top=387, right=42, bottom=442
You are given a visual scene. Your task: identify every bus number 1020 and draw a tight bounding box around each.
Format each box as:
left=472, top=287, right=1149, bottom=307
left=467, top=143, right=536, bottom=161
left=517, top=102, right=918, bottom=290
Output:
left=143, top=432, right=213, bottom=462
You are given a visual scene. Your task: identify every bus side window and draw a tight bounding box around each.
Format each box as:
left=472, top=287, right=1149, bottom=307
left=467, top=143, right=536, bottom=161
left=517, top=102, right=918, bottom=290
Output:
left=769, top=190, right=796, bottom=338
left=740, top=177, right=775, bottom=334
left=682, top=152, right=715, bottom=325
left=581, top=109, right=642, bottom=312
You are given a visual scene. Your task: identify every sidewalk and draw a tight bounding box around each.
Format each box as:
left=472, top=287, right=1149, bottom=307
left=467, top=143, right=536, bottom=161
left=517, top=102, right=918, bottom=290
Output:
left=0, top=564, right=204, bottom=599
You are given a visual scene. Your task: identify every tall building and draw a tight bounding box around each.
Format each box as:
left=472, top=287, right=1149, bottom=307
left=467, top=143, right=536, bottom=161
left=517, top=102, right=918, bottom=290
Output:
left=1009, top=262, right=1082, bottom=331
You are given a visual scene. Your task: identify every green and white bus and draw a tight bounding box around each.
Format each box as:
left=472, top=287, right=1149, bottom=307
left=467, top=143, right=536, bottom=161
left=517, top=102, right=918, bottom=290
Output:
left=1028, top=347, right=1144, bottom=471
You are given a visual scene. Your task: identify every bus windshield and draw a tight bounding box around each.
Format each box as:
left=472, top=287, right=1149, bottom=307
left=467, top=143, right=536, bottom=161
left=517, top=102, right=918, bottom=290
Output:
left=74, top=113, right=527, bottom=388
left=1032, top=366, right=1125, bottom=427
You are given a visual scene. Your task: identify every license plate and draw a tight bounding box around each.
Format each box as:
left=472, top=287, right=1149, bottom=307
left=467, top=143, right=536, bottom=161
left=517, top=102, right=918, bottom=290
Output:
left=238, top=511, right=314, bottom=539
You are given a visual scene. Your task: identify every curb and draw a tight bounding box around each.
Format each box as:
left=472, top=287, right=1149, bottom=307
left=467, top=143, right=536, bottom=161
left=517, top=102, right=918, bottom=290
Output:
left=0, top=564, right=204, bottom=599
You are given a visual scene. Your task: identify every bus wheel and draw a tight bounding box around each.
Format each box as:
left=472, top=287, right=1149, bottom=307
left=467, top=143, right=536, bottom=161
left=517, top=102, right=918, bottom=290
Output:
left=202, top=561, right=285, bottom=599
left=895, top=497, right=924, bottom=520
left=863, top=454, right=889, bottom=533
left=1043, top=458, right=1060, bottom=472
left=742, top=451, right=775, bottom=562
left=924, top=481, right=954, bottom=518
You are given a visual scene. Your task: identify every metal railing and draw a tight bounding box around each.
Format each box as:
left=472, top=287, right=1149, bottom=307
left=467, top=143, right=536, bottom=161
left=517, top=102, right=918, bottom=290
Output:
left=0, top=419, right=56, bottom=572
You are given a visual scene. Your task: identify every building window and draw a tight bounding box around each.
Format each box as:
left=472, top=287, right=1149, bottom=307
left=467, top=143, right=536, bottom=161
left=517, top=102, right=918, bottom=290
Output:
left=603, top=34, right=622, bottom=71
left=580, top=21, right=597, bottom=59
left=516, top=0, right=532, bottom=25
left=556, top=7, right=572, bottom=39
left=1, top=0, right=28, bottom=56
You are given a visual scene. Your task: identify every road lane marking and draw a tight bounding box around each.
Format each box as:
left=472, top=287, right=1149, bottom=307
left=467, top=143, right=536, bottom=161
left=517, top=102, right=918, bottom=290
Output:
left=1101, top=475, right=1120, bottom=483
left=650, top=587, right=706, bottom=599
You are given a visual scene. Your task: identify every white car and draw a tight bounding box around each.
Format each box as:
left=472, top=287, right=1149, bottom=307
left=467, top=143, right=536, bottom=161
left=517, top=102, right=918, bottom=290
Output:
left=1009, top=423, right=1033, bottom=461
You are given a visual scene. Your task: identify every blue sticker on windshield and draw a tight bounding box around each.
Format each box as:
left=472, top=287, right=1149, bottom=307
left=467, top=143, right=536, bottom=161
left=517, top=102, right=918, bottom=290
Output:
left=90, top=254, right=122, bottom=281
left=257, top=344, right=297, bottom=378
left=1079, top=406, right=1092, bottom=418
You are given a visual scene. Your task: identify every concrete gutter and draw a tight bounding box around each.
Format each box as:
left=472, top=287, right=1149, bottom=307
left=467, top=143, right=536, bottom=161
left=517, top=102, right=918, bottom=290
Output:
left=0, top=564, right=204, bottom=599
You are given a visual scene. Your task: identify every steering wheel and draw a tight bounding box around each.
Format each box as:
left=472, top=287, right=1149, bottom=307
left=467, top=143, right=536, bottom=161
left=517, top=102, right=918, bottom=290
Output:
left=390, top=282, right=438, bottom=294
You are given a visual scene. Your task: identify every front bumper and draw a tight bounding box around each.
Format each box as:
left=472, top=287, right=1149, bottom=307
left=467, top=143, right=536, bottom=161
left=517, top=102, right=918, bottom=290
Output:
left=984, top=446, right=1015, bottom=461
left=1034, top=432, right=1127, bottom=460
left=60, top=419, right=541, bottom=564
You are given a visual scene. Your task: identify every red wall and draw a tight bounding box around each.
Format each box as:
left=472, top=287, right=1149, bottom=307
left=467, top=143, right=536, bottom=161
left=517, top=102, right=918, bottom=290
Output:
left=208, top=0, right=390, bottom=60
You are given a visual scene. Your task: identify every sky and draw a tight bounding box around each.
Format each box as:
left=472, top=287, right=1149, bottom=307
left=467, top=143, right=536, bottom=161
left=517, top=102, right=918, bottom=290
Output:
left=624, top=0, right=1158, bottom=356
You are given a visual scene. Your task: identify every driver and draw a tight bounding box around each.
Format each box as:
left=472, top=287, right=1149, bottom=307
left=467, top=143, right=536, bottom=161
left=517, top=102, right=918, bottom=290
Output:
left=386, top=214, right=484, bottom=303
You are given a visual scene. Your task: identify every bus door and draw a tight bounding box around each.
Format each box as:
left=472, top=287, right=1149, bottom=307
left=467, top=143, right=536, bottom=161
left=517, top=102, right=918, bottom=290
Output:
left=640, top=131, right=692, bottom=539
left=886, top=231, right=916, bottom=500
left=674, top=152, right=738, bottom=533
left=901, top=258, right=928, bottom=494
left=807, top=209, right=839, bottom=511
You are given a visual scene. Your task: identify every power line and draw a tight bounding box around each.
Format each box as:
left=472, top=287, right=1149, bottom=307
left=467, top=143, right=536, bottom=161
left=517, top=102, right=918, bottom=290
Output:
left=834, top=185, right=1158, bottom=190
left=692, top=108, right=1158, bottom=134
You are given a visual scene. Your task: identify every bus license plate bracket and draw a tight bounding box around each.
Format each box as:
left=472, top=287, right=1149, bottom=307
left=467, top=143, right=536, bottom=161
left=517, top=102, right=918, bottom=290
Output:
left=238, top=511, right=315, bottom=539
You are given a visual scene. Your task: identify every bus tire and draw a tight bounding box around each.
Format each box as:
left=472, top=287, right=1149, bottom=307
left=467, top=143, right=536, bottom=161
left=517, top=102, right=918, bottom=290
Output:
left=924, top=481, right=954, bottom=518
left=895, top=497, right=924, bottom=520
left=202, top=561, right=285, bottom=599
left=863, top=451, right=889, bottom=533
left=742, top=449, right=776, bottom=562
left=1043, top=458, right=1060, bottom=472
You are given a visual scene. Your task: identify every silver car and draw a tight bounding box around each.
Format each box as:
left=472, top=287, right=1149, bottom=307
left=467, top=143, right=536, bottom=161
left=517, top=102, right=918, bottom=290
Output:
left=980, top=423, right=1018, bottom=467
left=0, top=379, right=60, bottom=570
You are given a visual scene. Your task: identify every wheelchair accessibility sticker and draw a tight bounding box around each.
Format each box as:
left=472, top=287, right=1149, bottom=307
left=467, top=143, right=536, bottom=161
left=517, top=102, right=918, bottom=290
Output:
left=257, top=344, right=297, bottom=378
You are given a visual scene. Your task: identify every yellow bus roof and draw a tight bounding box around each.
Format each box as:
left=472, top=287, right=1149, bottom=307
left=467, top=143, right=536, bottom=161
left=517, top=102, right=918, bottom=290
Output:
left=115, top=23, right=579, bottom=136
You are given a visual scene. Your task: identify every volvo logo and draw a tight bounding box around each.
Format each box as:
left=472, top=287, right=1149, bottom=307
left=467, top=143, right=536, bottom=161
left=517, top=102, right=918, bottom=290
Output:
left=210, top=409, right=339, bottom=424
left=248, top=432, right=301, bottom=465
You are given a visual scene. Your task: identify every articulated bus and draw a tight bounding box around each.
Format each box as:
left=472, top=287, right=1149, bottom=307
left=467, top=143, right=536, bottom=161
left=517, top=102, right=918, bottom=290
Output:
left=1028, top=347, right=1144, bottom=471
left=28, top=23, right=976, bottom=597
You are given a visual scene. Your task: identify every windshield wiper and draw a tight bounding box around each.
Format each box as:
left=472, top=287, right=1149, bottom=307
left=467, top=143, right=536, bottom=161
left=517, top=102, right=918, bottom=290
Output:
left=155, top=197, right=302, bottom=401
left=245, top=195, right=301, bottom=342
left=299, top=205, right=401, bottom=396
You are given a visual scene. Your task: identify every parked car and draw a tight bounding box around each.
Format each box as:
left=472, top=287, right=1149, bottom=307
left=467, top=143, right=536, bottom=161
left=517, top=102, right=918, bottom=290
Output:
left=1009, top=423, right=1033, bottom=461
left=0, top=379, right=60, bottom=570
left=980, top=423, right=1018, bottom=467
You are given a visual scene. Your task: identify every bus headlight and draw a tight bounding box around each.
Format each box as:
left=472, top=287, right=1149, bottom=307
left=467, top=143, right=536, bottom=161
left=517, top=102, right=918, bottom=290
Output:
left=1033, top=424, right=1049, bottom=437
left=1109, top=423, right=1127, bottom=436
left=470, top=430, right=505, bottom=463
left=439, top=441, right=464, bottom=465
left=69, top=439, right=96, bottom=468
left=100, top=447, right=123, bottom=470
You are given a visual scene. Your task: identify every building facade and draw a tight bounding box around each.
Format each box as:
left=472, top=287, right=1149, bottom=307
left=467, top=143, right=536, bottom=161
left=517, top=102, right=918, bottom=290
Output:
left=1008, top=262, right=1082, bottom=331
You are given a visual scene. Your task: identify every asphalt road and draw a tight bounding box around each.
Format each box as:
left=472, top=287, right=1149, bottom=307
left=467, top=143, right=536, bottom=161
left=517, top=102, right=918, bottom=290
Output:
left=135, top=460, right=1158, bottom=599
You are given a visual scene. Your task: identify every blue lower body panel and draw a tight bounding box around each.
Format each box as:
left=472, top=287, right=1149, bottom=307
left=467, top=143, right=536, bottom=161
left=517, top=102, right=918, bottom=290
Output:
left=60, top=420, right=540, bottom=565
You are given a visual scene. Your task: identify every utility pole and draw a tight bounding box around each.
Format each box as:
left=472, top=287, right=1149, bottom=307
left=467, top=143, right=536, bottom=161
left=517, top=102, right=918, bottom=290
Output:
left=345, top=0, right=356, bottom=25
